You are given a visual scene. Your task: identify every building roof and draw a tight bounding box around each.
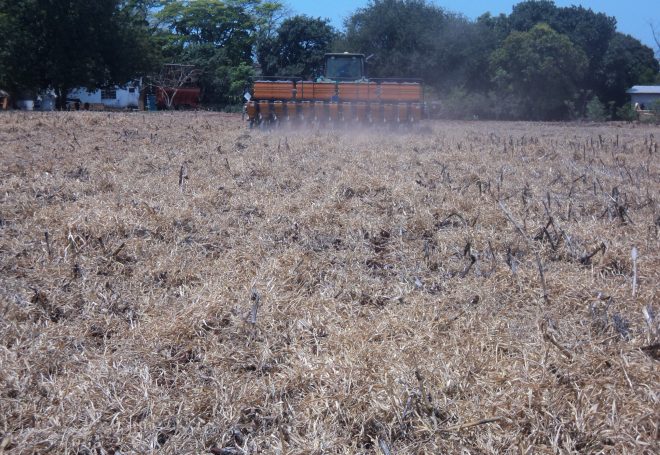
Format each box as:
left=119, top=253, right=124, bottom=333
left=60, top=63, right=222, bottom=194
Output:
left=626, top=85, right=660, bottom=94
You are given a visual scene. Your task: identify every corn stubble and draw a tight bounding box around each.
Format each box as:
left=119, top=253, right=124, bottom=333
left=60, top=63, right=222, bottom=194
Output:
left=0, top=112, right=658, bottom=454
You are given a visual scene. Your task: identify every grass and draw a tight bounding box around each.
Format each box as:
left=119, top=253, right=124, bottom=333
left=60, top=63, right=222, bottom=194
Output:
left=0, top=111, right=658, bottom=454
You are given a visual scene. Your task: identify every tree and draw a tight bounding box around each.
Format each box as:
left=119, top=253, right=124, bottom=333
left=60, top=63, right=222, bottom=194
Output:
left=653, top=23, right=660, bottom=57
left=342, top=0, right=449, bottom=84
left=507, top=0, right=559, bottom=31
left=156, top=0, right=256, bottom=106
left=442, top=17, right=501, bottom=91
left=109, top=1, right=164, bottom=84
left=150, top=63, right=202, bottom=109
left=0, top=2, right=41, bottom=92
left=249, top=1, right=289, bottom=55
left=175, top=43, right=254, bottom=106
left=585, top=97, right=607, bottom=121
left=156, top=0, right=255, bottom=62
left=341, top=0, right=499, bottom=93
left=257, top=15, right=337, bottom=78
left=476, top=12, right=511, bottom=44
left=508, top=0, right=617, bottom=61
left=599, top=33, right=660, bottom=107
left=0, top=0, right=159, bottom=107
left=506, top=1, right=617, bottom=100
left=490, top=23, right=588, bottom=120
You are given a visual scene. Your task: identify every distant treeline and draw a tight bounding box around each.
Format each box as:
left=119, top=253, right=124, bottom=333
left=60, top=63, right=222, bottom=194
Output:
left=1, top=0, right=658, bottom=119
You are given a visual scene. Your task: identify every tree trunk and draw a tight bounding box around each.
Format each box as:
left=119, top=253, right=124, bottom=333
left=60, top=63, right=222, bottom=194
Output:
left=56, top=87, right=68, bottom=110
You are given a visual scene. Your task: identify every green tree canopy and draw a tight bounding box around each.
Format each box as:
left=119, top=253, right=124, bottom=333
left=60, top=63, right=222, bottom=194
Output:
left=155, top=0, right=268, bottom=106
left=341, top=0, right=507, bottom=94
left=508, top=0, right=617, bottom=61
left=490, top=23, right=588, bottom=119
left=156, top=0, right=255, bottom=62
left=342, top=0, right=448, bottom=83
left=506, top=1, right=618, bottom=100
left=257, top=15, right=336, bottom=78
left=600, top=33, right=660, bottom=106
left=249, top=1, right=289, bottom=50
left=0, top=0, right=159, bottom=105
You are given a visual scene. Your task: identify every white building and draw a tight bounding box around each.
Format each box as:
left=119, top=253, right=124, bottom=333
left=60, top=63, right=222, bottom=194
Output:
left=69, top=81, right=141, bottom=109
left=626, top=86, right=660, bottom=109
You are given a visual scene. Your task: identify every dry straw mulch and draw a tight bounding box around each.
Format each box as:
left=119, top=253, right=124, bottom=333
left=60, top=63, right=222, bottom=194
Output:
left=0, top=112, right=658, bottom=454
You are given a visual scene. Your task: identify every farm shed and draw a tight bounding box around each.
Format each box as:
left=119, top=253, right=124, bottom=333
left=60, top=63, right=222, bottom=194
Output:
left=626, top=85, right=660, bottom=108
left=68, top=82, right=140, bottom=109
left=0, top=90, right=9, bottom=110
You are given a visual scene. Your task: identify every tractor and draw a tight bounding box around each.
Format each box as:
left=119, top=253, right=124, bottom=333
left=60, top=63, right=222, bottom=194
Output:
left=245, top=52, right=424, bottom=127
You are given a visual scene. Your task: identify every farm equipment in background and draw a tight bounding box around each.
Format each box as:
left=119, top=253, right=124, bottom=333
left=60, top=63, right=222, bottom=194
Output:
left=245, top=53, right=425, bottom=127
left=155, top=86, right=201, bottom=110
left=150, top=64, right=202, bottom=110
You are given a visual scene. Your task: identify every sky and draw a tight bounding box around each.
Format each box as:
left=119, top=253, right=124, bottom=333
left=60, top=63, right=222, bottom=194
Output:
left=285, top=0, right=659, bottom=51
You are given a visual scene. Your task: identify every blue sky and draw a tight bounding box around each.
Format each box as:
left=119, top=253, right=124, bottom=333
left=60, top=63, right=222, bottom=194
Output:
left=285, top=0, right=659, bottom=50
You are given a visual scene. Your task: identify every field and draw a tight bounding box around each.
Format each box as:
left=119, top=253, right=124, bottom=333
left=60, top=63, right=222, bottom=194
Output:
left=0, top=112, right=658, bottom=454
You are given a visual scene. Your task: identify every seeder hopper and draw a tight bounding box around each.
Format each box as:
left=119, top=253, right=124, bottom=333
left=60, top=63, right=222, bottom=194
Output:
left=245, top=53, right=424, bottom=127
